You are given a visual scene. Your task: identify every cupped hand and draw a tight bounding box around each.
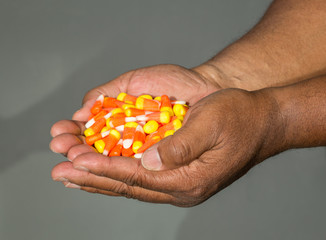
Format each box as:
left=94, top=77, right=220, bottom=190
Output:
left=70, top=64, right=221, bottom=122
left=50, top=64, right=220, bottom=158
left=50, top=64, right=221, bottom=205
left=51, top=87, right=284, bottom=207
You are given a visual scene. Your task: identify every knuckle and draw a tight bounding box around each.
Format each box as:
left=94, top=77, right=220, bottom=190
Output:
left=188, top=185, right=206, bottom=199
left=180, top=179, right=208, bottom=203
left=77, top=171, right=93, bottom=187
left=113, top=182, right=134, bottom=199
left=124, top=162, right=142, bottom=187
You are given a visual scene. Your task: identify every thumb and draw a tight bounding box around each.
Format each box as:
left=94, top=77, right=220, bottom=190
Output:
left=141, top=117, right=211, bottom=171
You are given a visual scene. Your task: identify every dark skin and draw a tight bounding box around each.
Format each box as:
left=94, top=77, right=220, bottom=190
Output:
left=50, top=0, right=326, bottom=207
left=50, top=76, right=326, bottom=207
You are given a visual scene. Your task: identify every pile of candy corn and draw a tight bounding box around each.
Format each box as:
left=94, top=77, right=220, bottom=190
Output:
left=84, top=93, right=188, bottom=158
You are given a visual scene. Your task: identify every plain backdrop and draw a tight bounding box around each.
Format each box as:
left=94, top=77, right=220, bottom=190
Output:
left=1, top=1, right=325, bottom=240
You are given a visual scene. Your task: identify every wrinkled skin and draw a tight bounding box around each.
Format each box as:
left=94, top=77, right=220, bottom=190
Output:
left=50, top=64, right=280, bottom=207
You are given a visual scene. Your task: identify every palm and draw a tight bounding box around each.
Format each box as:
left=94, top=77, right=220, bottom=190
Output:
left=123, top=65, right=220, bottom=105
left=84, top=64, right=220, bottom=108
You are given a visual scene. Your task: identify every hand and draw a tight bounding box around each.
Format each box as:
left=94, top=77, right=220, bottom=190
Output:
left=50, top=86, right=283, bottom=207
left=50, top=64, right=221, bottom=203
left=50, top=64, right=221, bottom=167
left=70, top=64, right=221, bottom=122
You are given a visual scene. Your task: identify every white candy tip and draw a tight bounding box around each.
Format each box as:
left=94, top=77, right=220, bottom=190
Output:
left=101, top=130, right=110, bottom=138
left=85, top=119, right=95, bottom=128
left=104, top=112, right=112, bottom=119
left=136, top=115, right=147, bottom=121
left=125, top=117, right=137, bottom=122
left=97, top=94, right=105, bottom=102
left=123, top=139, right=133, bottom=149
left=172, top=100, right=186, bottom=105
left=115, top=125, right=125, bottom=132
left=103, top=150, right=109, bottom=156
left=138, top=121, right=146, bottom=126
left=136, top=125, right=144, bottom=133
left=134, top=153, right=143, bottom=159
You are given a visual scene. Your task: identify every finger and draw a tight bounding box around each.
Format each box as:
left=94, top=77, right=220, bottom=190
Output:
left=72, top=99, right=96, bottom=121
left=49, top=133, right=84, bottom=154
left=61, top=181, right=122, bottom=197
left=72, top=152, right=198, bottom=194
left=66, top=143, right=97, bottom=161
left=50, top=120, right=86, bottom=137
left=141, top=110, right=214, bottom=170
left=52, top=161, right=175, bottom=204
left=80, top=186, right=122, bottom=197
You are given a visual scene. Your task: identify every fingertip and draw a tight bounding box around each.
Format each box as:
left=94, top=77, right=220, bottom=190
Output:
left=67, top=144, right=97, bottom=162
left=51, top=161, right=73, bottom=181
left=50, top=133, right=83, bottom=154
left=50, top=120, right=63, bottom=137
left=72, top=152, right=107, bottom=171
left=50, top=120, right=84, bottom=137
left=72, top=100, right=94, bottom=121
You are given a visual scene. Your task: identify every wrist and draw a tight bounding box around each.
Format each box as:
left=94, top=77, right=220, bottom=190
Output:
left=192, top=51, right=270, bottom=91
left=191, top=63, right=229, bottom=90
left=250, top=88, right=288, bottom=163
left=264, top=77, right=326, bottom=150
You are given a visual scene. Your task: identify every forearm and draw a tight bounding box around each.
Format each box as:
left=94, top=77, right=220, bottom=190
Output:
left=195, top=0, right=326, bottom=90
left=259, top=76, right=326, bottom=161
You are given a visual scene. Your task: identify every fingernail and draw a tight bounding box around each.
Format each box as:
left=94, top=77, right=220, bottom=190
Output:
left=50, top=149, right=59, bottom=154
left=74, top=165, right=89, bottom=172
left=65, top=182, right=81, bottom=189
left=49, top=144, right=59, bottom=154
left=54, top=177, right=68, bottom=182
left=141, top=145, right=162, bottom=170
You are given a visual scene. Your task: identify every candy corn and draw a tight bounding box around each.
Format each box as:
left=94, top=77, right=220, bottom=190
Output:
left=82, top=93, right=188, bottom=157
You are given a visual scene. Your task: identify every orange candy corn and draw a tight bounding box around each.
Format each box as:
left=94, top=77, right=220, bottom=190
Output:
left=122, top=146, right=134, bottom=157
left=102, top=129, right=121, bottom=156
left=132, top=125, right=146, bottom=153
left=107, top=117, right=137, bottom=128
left=136, top=111, right=170, bottom=124
left=103, top=97, right=118, bottom=108
left=135, top=97, right=160, bottom=111
left=84, top=93, right=188, bottom=157
left=115, top=100, right=135, bottom=110
left=92, top=110, right=108, bottom=121
left=109, top=139, right=123, bottom=157
left=85, top=130, right=111, bottom=146
left=111, top=112, right=126, bottom=119
left=160, top=95, right=173, bottom=116
left=85, top=111, right=111, bottom=129
left=91, top=95, right=104, bottom=115
left=137, top=136, right=161, bottom=153
left=156, top=118, right=182, bottom=138
left=86, top=117, right=106, bottom=135
left=122, top=122, right=138, bottom=149
left=117, top=92, right=137, bottom=105
left=125, top=108, right=146, bottom=117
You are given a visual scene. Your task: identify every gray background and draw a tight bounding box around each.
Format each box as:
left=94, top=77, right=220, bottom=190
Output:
left=1, top=0, right=325, bottom=239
